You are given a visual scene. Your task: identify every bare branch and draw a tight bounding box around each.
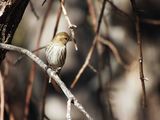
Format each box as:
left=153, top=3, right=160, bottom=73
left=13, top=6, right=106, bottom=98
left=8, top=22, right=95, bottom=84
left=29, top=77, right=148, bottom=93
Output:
left=88, top=64, right=97, bottom=73
left=29, top=1, right=39, bottom=20
left=107, top=0, right=133, bottom=22
left=98, top=37, right=129, bottom=69
left=42, top=0, right=47, bottom=6
left=87, top=0, right=97, bottom=31
left=24, top=64, right=36, bottom=120
left=53, top=5, right=63, bottom=38
left=59, top=0, right=78, bottom=50
left=70, top=0, right=107, bottom=88
left=0, top=43, right=93, bottom=120
left=142, top=19, right=160, bottom=25
left=130, top=0, right=147, bottom=108
left=36, top=0, right=53, bottom=49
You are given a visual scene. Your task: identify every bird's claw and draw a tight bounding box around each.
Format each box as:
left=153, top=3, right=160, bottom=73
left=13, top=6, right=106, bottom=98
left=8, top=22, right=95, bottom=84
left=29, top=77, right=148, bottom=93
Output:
left=69, top=24, right=77, bottom=29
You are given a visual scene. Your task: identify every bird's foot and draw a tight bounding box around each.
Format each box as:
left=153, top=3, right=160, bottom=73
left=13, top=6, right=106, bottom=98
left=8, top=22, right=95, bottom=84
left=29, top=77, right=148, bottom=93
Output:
left=45, top=65, right=52, bottom=71
left=55, top=67, right=62, bottom=74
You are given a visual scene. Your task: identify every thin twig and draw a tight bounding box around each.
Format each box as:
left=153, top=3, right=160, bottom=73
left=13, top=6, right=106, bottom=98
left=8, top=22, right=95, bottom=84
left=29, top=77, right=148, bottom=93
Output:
left=96, top=1, right=110, bottom=119
left=52, top=0, right=64, bottom=38
left=98, top=37, right=129, bottom=69
left=42, top=0, right=47, bottom=6
left=88, top=64, right=97, bottom=73
left=87, top=0, right=97, bottom=31
left=130, top=0, right=147, bottom=108
left=41, top=74, right=49, bottom=120
left=53, top=5, right=62, bottom=38
left=24, top=64, right=36, bottom=120
left=37, top=0, right=53, bottom=49
left=141, top=19, right=160, bottom=25
left=105, top=51, right=115, bottom=120
left=70, top=0, right=107, bottom=88
left=107, top=0, right=133, bottom=22
left=29, top=0, right=39, bottom=20
left=136, top=16, right=147, bottom=107
left=0, top=71, right=4, bottom=120
left=59, top=0, right=78, bottom=50
left=0, top=43, right=93, bottom=120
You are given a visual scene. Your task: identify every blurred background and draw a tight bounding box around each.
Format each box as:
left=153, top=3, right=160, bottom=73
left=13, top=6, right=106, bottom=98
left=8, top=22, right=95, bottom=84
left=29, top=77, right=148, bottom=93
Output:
left=1, top=0, right=160, bottom=120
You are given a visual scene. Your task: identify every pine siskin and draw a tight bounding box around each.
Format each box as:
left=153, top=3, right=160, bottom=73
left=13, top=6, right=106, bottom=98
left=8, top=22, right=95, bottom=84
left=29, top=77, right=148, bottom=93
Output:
left=45, top=32, right=70, bottom=82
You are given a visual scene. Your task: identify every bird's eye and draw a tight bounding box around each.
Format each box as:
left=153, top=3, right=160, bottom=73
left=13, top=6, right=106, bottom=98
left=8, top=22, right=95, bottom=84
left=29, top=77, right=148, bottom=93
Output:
left=65, top=37, right=68, bottom=40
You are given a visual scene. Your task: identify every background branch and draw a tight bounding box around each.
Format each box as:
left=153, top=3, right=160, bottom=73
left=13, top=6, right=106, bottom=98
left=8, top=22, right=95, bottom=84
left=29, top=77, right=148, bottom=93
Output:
left=130, top=0, right=147, bottom=108
left=71, top=0, right=107, bottom=88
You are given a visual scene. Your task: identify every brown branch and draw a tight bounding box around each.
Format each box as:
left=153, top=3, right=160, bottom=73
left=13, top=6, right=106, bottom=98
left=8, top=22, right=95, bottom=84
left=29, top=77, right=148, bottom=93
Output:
left=98, top=37, right=129, bottom=69
left=0, top=43, right=93, bottom=120
left=87, top=0, right=97, bottom=31
left=52, top=0, right=64, bottom=38
left=141, top=18, right=160, bottom=25
left=41, top=74, right=49, bottom=120
left=70, top=0, right=107, bottom=88
left=24, top=1, right=53, bottom=119
left=24, top=64, right=36, bottom=120
left=107, top=0, right=133, bottom=22
left=130, top=0, right=147, bottom=108
left=0, top=71, right=4, bottom=120
left=136, top=16, right=147, bottom=107
left=36, top=0, right=53, bottom=49
left=105, top=51, right=115, bottom=120
left=52, top=5, right=62, bottom=38
left=42, top=0, right=47, bottom=6
left=29, top=0, right=39, bottom=20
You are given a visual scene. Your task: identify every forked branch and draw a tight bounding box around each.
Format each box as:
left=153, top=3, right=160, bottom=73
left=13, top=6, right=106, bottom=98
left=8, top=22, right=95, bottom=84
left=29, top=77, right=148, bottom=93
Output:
left=0, top=43, right=93, bottom=120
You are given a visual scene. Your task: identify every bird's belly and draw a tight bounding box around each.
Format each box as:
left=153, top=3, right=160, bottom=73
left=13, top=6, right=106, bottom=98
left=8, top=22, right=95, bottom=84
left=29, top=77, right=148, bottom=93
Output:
left=45, top=44, right=66, bottom=69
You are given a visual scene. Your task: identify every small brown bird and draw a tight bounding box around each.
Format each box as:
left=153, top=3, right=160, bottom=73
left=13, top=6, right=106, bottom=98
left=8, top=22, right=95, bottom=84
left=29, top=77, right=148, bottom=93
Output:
left=45, top=32, right=70, bottom=82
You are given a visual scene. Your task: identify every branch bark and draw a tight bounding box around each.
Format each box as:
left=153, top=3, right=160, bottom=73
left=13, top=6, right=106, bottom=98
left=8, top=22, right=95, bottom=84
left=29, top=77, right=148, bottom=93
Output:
left=0, top=0, right=30, bottom=63
left=0, top=43, right=93, bottom=120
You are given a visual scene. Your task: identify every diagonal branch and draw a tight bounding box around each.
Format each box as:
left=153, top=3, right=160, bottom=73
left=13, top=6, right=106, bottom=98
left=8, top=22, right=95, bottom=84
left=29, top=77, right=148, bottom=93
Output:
left=0, top=43, right=93, bottom=120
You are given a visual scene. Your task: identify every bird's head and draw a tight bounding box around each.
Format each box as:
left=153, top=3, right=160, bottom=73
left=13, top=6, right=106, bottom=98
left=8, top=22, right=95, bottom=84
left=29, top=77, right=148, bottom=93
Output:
left=53, top=32, right=70, bottom=45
